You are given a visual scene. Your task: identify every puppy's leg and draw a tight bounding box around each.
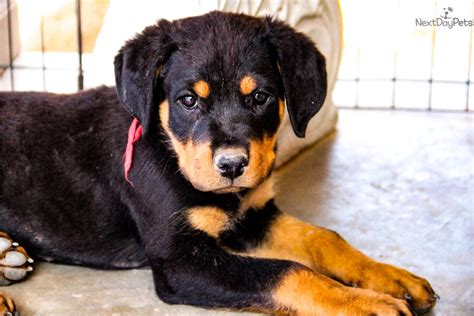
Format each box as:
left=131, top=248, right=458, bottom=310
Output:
left=151, top=226, right=412, bottom=315
left=226, top=200, right=437, bottom=314
left=0, top=292, right=17, bottom=316
left=140, top=205, right=411, bottom=315
left=0, top=232, right=34, bottom=286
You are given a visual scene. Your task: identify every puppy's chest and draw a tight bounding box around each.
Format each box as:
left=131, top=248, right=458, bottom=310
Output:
left=186, top=177, right=276, bottom=238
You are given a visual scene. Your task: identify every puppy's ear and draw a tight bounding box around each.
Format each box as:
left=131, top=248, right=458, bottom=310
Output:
left=114, top=20, right=175, bottom=134
left=265, top=18, right=327, bottom=138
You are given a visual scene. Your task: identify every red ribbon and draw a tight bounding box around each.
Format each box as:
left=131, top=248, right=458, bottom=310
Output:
left=123, top=118, right=143, bottom=184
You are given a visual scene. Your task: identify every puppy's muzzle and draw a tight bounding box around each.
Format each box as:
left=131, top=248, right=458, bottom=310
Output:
left=213, top=148, right=248, bottom=180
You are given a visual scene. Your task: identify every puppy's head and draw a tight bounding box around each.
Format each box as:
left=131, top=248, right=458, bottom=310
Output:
left=114, top=12, right=327, bottom=193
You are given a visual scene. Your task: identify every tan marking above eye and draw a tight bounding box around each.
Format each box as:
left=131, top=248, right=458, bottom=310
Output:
left=187, top=206, right=230, bottom=238
left=193, top=80, right=211, bottom=99
left=240, top=75, right=257, bottom=95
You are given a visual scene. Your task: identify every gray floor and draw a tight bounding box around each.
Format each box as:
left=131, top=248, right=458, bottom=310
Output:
left=3, top=109, right=473, bottom=315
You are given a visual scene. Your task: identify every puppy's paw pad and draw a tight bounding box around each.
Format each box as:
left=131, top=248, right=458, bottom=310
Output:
left=0, top=292, right=17, bottom=316
left=0, top=233, right=33, bottom=285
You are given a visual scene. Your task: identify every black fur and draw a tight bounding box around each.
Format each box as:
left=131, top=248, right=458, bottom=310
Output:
left=264, top=18, right=327, bottom=137
left=220, top=200, right=282, bottom=252
left=1, top=11, right=325, bottom=310
left=114, top=19, right=176, bottom=135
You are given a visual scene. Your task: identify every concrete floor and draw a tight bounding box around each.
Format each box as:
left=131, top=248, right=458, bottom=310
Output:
left=3, top=109, right=473, bottom=315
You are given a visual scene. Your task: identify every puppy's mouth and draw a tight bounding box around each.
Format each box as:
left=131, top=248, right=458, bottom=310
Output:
left=212, top=186, right=247, bottom=194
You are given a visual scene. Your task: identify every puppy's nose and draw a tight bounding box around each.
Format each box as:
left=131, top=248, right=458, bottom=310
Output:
left=214, top=153, right=248, bottom=180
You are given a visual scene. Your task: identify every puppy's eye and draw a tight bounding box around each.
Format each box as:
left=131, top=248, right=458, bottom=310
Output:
left=253, top=92, right=269, bottom=105
left=178, top=95, right=198, bottom=109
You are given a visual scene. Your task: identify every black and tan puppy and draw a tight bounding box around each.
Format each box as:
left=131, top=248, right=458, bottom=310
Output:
left=0, top=11, right=437, bottom=315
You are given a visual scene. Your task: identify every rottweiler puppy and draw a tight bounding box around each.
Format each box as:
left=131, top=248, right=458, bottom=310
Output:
left=0, top=11, right=437, bottom=315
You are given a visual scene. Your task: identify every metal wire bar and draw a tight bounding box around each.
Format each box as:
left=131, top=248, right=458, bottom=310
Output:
left=76, top=0, right=84, bottom=90
left=354, top=47, right=360, bottom=109
left=6, top=0, right=14, bottom=90
left=337, top=78, right=471, bottom=85
left=391, top=0, right=401, bottom=110
left=427, top=0, right=439, bottom=111
left=336, top=76, right=473, bottom=110
left=41, top=16, right=46, bottom=91
left=0, top=64, right=78, bottom=71
left=338, top=106, right=474, bottom=114
left=466, top=5, right=473, bottom=112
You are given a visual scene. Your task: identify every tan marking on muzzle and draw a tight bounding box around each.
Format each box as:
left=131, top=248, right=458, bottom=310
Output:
left=240, top=75, right=257, bottom=95
left=187, top=206, right=230, bottom=238
left=234, top=134, right=277, bottom=188
left=193, top=80, right=210, bottom=99
left=159, top=101, right=227, bottom=191
left=235, top=99, right=284, bottom=188
left=230, top=98, right=284, bottom=188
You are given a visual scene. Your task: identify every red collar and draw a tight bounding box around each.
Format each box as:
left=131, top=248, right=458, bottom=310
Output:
left=123, top=118, right=143, bottom=185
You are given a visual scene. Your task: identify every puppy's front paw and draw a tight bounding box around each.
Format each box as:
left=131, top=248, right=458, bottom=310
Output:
left=275, top=269, right=413, bottom=316
left=0, top=292, right=17, bottom=316
left=358, top=262, right=438, bottom=314
left=0, top=233, right=34, bottom=286
left=348, top=288, right=414, bottom=316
